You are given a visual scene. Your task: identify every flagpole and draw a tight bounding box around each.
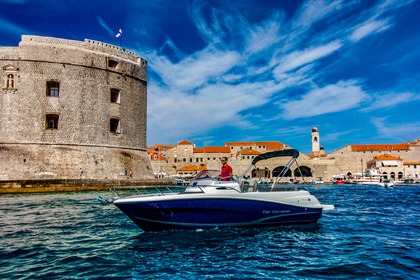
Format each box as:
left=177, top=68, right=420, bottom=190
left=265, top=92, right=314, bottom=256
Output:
left=116, top=28, right=123, bottom=48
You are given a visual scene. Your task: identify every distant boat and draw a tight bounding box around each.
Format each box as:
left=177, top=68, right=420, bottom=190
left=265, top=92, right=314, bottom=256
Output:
left=311, top=177, right=324, bottom=184
left=332, top=175, right=346, bottom=184
left=378, top=179, right=394, bottom=188
left=353, top=178, right=381, bottom=185
left=354, top=168, right=381, bottom=185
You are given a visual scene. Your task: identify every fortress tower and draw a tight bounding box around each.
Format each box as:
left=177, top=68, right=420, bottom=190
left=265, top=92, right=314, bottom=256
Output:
left=0, top=35, right=153, bottom=180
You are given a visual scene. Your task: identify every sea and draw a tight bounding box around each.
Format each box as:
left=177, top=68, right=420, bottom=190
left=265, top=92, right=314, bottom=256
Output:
left=0, top=184, right=419, bottom=280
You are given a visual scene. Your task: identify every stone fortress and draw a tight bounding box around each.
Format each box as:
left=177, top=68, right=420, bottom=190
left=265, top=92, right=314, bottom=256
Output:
left=148, top=128, right=420, bottom=183
left=0, top=35, right=153, bottom=181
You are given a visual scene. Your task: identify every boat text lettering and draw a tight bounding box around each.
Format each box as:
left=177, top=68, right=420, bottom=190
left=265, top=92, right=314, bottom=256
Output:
left=262, top=210, right=291, bottom=214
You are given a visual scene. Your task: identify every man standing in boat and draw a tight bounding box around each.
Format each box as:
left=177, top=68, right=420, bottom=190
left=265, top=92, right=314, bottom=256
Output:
left=219, top=157, right=233, bottom=181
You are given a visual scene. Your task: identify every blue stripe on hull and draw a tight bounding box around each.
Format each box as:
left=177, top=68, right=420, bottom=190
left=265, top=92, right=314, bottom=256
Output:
left=115, top=198, right=323, bottom=231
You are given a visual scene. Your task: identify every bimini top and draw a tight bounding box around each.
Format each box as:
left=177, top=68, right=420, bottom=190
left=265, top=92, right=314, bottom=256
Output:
left=251, top=149, right=299, bottom=165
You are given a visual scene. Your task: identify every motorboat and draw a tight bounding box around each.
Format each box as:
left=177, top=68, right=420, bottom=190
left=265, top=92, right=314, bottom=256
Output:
left=112, top=149, right=334, bottom=231
left=378, top=179, right=394, bottom=188
left=311, top=177, right=324, bottom=184
left=353, top=178, right=381, bottom=185
left=332, top=175, right=346, bottom=184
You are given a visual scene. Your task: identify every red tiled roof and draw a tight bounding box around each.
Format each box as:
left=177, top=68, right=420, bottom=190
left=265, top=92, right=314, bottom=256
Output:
left=374, top=154, right=401, bottom=160
left=178, top=140, right=193, bottom=145
left=147, top=144, right=175, bottom=153
left=149, top=152, right=166, bottom=161
left=351, top=143, right=409, bottom=151
left=193, top=146, right=231, bottom=153
left=366, top=153, right=402, bottom=163
left=240, top=149, right=262, bottom=155
left=177, top=164, right=207, bottom=171
left=403, top=162, right=420, bottom=165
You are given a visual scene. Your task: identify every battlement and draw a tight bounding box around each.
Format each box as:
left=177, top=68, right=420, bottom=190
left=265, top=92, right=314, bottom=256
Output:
left=20, top=35, right=146, bottom=66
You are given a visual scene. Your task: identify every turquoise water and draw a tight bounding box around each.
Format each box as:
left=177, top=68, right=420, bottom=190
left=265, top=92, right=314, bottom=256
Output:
left=1, top=185, right=419, bottom=279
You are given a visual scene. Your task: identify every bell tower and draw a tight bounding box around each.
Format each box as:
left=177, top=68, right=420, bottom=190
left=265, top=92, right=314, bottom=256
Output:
left=312, top=127, right=320, bottom=156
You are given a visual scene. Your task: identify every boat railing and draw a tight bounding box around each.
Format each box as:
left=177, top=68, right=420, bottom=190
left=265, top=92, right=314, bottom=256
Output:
left=110, top=185, right=185, bottom=199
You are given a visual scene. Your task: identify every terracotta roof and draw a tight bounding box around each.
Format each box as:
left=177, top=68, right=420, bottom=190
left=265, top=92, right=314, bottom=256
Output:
left=147, top=144, right=175, bottom=152
left=351, top=143, right=409, bottom=151
left=193, top=146, right=231, bottom=153
left=366, top=153, right=402, bottom=163
left=149, top=152, right=166, bottom=161
left=178, top=140, right=193, bottom=145
left=240, top=149, right=262, bottom=155
left=403, top=162, right=420, bottom=165
left=177, top=164, right=207, bottom=171
left=374, top=154, right=401, bottom=160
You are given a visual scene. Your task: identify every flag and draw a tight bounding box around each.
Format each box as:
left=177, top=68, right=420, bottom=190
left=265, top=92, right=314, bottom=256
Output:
left=115, top=29, right=122, bottom=38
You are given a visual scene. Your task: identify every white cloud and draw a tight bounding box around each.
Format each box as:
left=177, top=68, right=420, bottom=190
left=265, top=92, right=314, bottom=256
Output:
left=273, top=40, right=342, bottom=75
left=145, top=0, right=416, bottom=146
left=279, top=81, right=371, bottom=119
left=148, top=47, right=242, bottom=91
left=293, top=0, right=343, bottom=29
left=360, top=92, right=420, bottom=112
left=245, top=12, right=284, bottom=54
left=371, top=117, right=420, bottom=140
left=148, top=79, right=284, bottom=143
left=0, top=17, right=31, bottom=36
left=96, top=16, right=114, bottom=37
left=350, top=19, right=391, bottom=42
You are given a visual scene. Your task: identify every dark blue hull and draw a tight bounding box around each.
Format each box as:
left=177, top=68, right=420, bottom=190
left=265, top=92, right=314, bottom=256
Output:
left=114, top=197, right=323, bottom=231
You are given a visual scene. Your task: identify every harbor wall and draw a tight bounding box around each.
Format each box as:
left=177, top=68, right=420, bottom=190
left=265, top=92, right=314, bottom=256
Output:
left=0, top=178, right=174, bottom=194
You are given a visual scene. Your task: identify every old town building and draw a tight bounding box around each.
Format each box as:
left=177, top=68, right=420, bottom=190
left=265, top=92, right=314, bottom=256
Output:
left=148, top=131, right=420, bottom=182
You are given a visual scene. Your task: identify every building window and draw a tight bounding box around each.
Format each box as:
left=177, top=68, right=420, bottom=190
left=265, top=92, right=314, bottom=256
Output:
left=47, top=81, right=60, bottom=97
left=110, top=89, right=120, bottom=104
left=46, top=114, right=59, bottom=129
left=108, top=59, right=118, bottom=68
left=110, top=118, right=120, bottom=133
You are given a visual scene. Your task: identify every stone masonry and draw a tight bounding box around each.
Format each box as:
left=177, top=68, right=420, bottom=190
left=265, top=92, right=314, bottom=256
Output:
left=0, top=35, right=154, bottom=180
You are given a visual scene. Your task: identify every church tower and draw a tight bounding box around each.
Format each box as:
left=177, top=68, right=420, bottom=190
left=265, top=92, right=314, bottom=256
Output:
left=312, top=127, right=320, bottom=156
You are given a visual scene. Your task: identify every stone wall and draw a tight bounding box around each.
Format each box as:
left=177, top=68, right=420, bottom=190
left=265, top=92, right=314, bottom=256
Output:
left=0, top=35, right=153, bottom=180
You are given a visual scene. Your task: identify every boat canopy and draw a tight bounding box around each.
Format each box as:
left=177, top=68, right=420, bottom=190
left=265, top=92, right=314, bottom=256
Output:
left=239, top=149, right=300, bottom=180
left=251, top=149, right=299, bottom=165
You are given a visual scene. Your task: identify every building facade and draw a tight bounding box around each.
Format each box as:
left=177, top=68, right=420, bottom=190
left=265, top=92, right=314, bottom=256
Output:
left=149, top=136, right=420, bottom=182
left=0, top=35, right=153, bottom=180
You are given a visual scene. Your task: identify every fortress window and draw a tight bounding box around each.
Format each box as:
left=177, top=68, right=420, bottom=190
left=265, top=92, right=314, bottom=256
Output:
left=110, top=89, right=121, bottom=104
left=110, top=118, right=121, bottom=133
left=108, top=59, right=119, bottom=68
left=46, top=114, right=59, bottom=129
left=47, top=81, right=60, bottom=97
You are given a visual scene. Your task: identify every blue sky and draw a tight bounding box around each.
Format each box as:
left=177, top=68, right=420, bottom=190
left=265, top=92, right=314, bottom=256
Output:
left=1, top=0, right=419, bottom=153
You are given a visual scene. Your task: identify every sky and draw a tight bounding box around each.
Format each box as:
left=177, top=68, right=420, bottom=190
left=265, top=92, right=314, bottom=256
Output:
left=1, top=0, right=419, bottom=153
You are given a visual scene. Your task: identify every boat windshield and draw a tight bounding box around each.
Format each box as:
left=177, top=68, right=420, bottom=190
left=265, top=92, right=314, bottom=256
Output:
left=193, top=170, right=236, bottom=181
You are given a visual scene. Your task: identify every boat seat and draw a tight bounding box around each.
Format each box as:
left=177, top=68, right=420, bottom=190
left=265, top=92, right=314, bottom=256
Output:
left=247, top=179, right=257, bottom=192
